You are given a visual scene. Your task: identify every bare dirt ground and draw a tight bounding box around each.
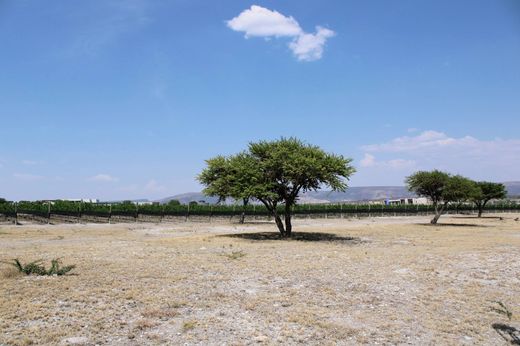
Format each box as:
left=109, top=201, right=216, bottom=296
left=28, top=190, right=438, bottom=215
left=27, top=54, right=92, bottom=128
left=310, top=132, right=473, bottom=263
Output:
left=1, top=214, right=520, bottom=345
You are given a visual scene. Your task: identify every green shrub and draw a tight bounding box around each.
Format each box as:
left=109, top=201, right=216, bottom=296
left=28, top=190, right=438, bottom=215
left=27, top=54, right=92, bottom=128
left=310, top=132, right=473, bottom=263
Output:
left=1, top=258, right=75, bottom=276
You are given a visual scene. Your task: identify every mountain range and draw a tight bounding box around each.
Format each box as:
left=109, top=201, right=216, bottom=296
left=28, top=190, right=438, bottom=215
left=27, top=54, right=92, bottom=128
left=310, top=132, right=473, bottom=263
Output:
left=157, top=181, right=520, bottom=205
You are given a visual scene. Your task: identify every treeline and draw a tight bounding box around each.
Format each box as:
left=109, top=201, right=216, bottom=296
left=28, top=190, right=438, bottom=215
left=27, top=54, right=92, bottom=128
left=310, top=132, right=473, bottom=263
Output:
left=0, top=199, right=518, bottom=221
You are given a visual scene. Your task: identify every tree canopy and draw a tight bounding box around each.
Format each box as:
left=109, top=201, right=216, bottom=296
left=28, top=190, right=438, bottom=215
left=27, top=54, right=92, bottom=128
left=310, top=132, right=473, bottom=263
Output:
left=470, top=181, right=507, bottom=217
left=198, top=137, right=355, bottom=235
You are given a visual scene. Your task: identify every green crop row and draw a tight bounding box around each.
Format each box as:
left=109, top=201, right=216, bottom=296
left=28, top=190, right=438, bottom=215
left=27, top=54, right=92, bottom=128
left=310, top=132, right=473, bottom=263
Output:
left=0, top=200, right=518, bottom=219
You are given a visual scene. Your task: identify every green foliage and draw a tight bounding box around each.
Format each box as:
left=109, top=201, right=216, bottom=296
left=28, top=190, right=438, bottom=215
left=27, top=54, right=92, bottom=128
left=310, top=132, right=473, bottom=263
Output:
left=167, top=199, right=181, bottom=206
left=0, top=198, right=7, bottom=204
left=2, top=258, right=75, bottom=276
left=471, top=182, right=507, bottom=217
left=406, top=171, right=479, bottom=205
left=111, top=201, right=137, bottom=216
left=442, top=175, right=479, bottom=203
left=406, top=170, right=450, bottom=205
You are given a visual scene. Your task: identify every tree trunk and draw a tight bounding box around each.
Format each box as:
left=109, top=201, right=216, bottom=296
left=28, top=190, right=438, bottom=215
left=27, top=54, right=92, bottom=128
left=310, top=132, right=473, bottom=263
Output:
left=430, top=202, right=446, bottom=224
left=284, top=209, right=292, bottom=237
left=431, top=212, right=442, bottom=224
left=478, top=200, right=489, bottom=218
left=274, top=213, right=286, bottom=236
left=239, top=198, right=248, bottom=224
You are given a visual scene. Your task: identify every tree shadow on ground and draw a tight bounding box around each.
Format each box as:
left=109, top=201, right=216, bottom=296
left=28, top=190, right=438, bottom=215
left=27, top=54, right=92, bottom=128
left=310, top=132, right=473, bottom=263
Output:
left=492, top=323, right=520, bottom=345
left=416, top=223, right=489, bottom=228
left=221, top=232, right=362, bottom=244
left=453, top=216, right=505, bottom=220
left=239, top=221, right=276, bottom=225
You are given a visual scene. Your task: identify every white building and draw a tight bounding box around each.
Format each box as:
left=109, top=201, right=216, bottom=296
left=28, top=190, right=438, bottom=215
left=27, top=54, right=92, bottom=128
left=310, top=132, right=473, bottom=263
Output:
left=385, top=197, right=429, bottom=205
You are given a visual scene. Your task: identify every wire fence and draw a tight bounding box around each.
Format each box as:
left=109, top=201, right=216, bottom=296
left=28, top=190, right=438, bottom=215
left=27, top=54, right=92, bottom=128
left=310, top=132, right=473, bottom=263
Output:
left=1, top=200, right=519, bottom=224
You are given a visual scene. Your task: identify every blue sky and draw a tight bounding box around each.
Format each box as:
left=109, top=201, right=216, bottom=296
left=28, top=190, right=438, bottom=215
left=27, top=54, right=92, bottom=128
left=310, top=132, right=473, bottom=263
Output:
left=1, top=0, right=519, bottom=201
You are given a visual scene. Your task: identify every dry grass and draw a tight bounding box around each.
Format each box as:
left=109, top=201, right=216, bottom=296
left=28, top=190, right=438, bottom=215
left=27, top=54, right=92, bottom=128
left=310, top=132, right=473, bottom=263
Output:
left=1, top=214, right=519, bottom=345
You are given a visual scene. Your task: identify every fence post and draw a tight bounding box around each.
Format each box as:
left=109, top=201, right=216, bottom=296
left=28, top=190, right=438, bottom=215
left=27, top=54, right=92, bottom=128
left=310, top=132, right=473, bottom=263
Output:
left=186, top=203, right=190, bottom=222
left=109, top=204, right=112, bottom=224
left=47, top=202, right=51, bottom=224
left=209, top=205, right=213, bottom=223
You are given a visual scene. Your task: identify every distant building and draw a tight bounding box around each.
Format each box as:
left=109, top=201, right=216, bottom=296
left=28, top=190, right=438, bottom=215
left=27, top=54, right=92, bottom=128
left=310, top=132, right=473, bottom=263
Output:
left=64, top=198, right=100, bottom=203
left=385, top=197, right=429, bottom=205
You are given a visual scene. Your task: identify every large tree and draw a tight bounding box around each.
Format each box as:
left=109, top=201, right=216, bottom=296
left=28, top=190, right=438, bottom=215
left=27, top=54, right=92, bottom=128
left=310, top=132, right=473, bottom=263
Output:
left=406, top=170, right=478, bottom=224
left=470, top=182, right=507, bottom=217
left=199, top=138, right=355, bottom=236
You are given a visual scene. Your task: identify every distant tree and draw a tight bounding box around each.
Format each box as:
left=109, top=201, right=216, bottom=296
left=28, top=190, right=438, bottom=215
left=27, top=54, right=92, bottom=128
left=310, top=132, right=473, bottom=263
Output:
left=406, top=170, right=478, bottom=224
left=199, top=137, right=355, bottom=236
left=188, top=201, right=198, bottom=206
left=166, top=199, right=181, bottom=206
left=198, top=153, right=260, bottom=224
left=470, top=182, right=507, bottom=217
left=0, top=198, right=7, bottom=204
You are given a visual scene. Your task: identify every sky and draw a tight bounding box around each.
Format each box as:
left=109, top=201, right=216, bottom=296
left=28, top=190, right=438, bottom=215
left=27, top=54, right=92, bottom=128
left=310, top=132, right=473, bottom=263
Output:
left=1, top=0, right=519, bottom=201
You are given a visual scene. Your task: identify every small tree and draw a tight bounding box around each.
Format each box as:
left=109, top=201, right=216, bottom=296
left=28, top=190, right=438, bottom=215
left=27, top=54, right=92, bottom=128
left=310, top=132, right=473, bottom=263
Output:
left=471, top=182, right=507, bottom=217
left=199, top=137, right=355, bottom=236
left=406, top=170, right=477, bottom=224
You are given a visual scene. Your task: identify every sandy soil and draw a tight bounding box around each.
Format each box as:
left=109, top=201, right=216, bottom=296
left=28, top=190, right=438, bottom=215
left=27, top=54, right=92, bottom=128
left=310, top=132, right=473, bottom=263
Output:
left=1, top=214, right=520, bottom=345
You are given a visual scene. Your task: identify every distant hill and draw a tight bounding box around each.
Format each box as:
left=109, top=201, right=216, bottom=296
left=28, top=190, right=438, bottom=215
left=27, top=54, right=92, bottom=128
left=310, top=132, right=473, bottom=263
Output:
left=504, top=181, right=520, bottom=197
left=158, top=182, right=520, bottom=205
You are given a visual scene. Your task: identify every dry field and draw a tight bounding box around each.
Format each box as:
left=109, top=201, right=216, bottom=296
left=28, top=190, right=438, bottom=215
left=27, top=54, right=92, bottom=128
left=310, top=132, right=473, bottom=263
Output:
left=1, top=214, right=520, bottom=345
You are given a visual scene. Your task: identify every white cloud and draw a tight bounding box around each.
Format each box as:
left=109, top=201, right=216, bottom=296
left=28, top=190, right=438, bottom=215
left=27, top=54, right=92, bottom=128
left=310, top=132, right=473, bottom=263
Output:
left=288, top=26, right=335, bottom=61
left=360, top=130, right=520, bottom=182
left=227, top=5, right=301, bottom=37
left=88, top=174, right=119, bottom=182
left=227, top=5, right=335, bottom=61
left=13, top=173, right=44, bottom=181
left=359, top=153, right=415, bottom=169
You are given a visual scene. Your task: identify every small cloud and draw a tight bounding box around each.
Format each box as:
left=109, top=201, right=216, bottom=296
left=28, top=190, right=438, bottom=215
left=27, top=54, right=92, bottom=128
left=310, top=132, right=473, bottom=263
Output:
left=13, top=173, right=44, bottom=181
left=227, top=5, right=302, bottom=37
left=407, top=128, right=418, bottom=133
left=88, top=174, right=119, bottom=182
left=288, top=26, right=335, bottom=61
left=227, top=5, right=335, bottom=61
left=359, top=154, right=415, bottom=170
left=360, top=153, right=376, bottom=167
